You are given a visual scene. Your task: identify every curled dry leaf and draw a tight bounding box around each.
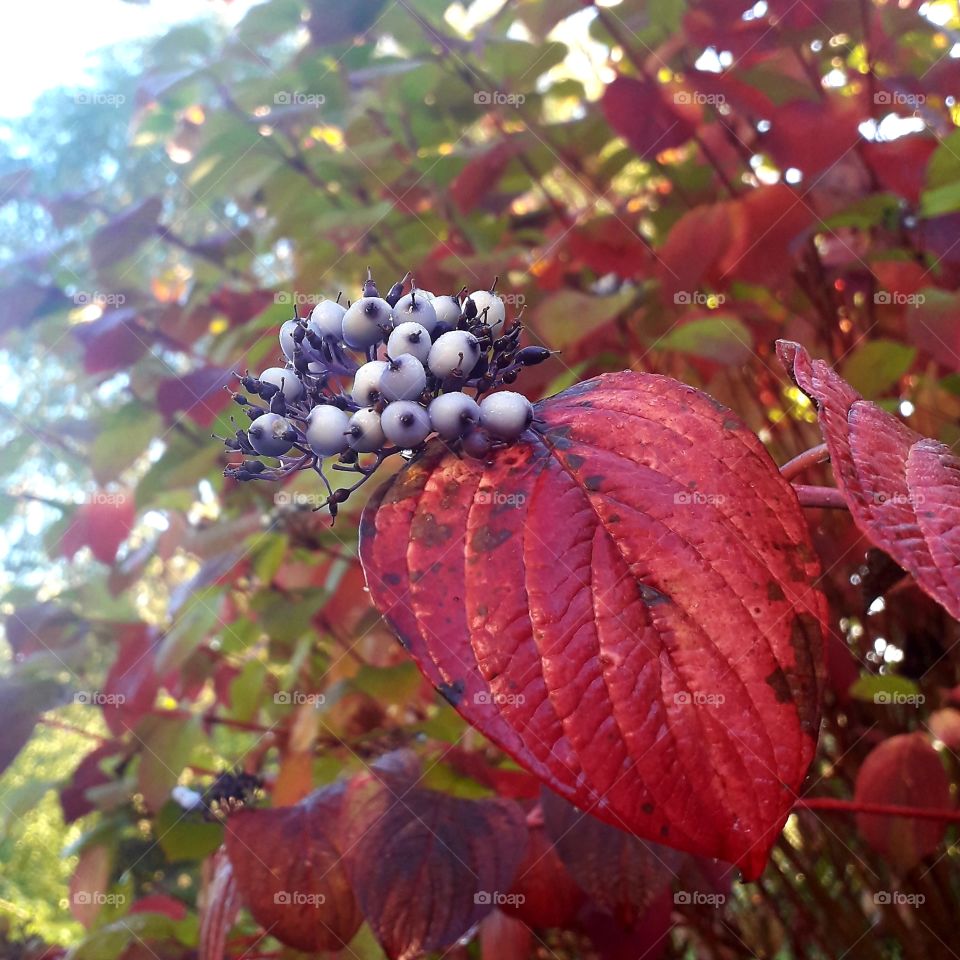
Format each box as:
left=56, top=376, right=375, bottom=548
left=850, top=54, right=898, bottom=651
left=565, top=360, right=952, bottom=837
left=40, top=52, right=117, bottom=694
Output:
left=224, top=782, right=362, bottom=953
left=778, top=340, right=960, bottom=619
left=854, top=732, right=953, bottom=872
left=342, top=760, right=528, bottom=960
left=360, top=371, right=827, bottom=878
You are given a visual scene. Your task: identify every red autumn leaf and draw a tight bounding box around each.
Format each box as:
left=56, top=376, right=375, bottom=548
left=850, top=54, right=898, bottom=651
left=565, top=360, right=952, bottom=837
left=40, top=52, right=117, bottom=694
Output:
left=102, top=624, right=159, bottom=736
left=156, top=366, right=234, bottom=427
left=73, top=308, right=150, bottom=375
left=199, top=849, right=241, bottom=960
left=658, top=202, right=732, bottom=300
left=501, top=817, right=585, bottom=928
left=762, top=98, right=863, bottom=177
left=929, top=708, right=960, bottom=752
left=224, top=782, right=362, bottom=953
left=719, top=184, right=814, bottom=286
left=129, top=895, right=188, bottom=920
left=862, top=136, right=937, bottom=204
left=90, top=196, right=162, bottom=271
left=450, top=141, right=518, bottom=215
left=601, top=75, right=695, bottom=160
left=60, top=491, right=136, bottom=565
left=207, top=288, right=275, bottom=328
left=567, top=217, right=651, bottom=278
left=854, top=733, right=952, bottom=871
left=360, top=371, right=827, bottom=878
left=60, top=742, right=125, bottom=823
left=343, top=759, right=528, bottom=959
left=0, top=679, right=63, bottom=775
left=580, top=887, right=675, bottom=960
left=4, top=602, right=85, bottom=660
left=541, top=789, right=677, bottom=927
left=479, top=910, right=532, bottom=960
left=778, top=340, right=960, bottom=619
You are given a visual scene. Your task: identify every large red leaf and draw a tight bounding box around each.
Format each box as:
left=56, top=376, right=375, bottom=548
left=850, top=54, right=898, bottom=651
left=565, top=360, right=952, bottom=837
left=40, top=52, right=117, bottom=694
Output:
left=854, top=733, right=953, bottom=872
left=60, top=490, right=136, bottom=565
left=601, top=75, right=695, bottom=160
left=343, top=760, right=528, bottom=960
left=224, top=782, right=362, bottom=953
left=778, top=341, right=960, bottom=619
left=541, top=789, right=677, bottom=927
left=360, top=371, right=827, bottom=878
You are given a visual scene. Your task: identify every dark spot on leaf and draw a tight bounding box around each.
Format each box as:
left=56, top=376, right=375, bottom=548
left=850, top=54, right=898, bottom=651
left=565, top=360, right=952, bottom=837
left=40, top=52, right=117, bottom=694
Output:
left=723, top=418, right=741, bottom=431
left=765, top=666, right=792, bottom=704
left=384, top=572, right=401, bottom=586
left=437, top=680, right=465, bottom=706
left=584, top=475, right=604, bottom=491
left=638, top=582, right=669, bottom=605
left=477, top=603, right=488, bottom=617
left=660, top=825, right=669, bottom=837
left=642, top=802, right=655, bottom=814
left=767, top=581, right=785, bottom=602
left=565, top=453, right=585, bottom=470
left=471, top=525, right=512, bottom=553
left=411, top=512, right=453, bottom=547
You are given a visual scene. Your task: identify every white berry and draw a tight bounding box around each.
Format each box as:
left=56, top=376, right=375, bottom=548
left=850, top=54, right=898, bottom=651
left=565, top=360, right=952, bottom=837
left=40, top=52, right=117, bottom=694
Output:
left=392, top=291, right=438, bottom=335
left=380, top=354, right=426, bottom=401
left=428, top=331, right=482, bottom=378
left=479, top=391, right=533, bottom=440
left=346, top=408, right=385, bottom=453
left=260, top=366, right=304, bottom=402
left=308, top=300, right=347, bottom=340
left=341, top=297, right=393, bottom=349
left=429, top=392, right=481, bottom=440
left=395, top=289, right=435, bottom=312
left=469, top=290, right=506, bottom=332
left=279, top=319, right=298, bottom=360
left=352, top=360, right=388, bottom=406
left=305, top=405, right=350, bottom=457
left=387, top=322, right=431, bottom=365
left=248, top=413, right=296, bottom=457
left=432, top=295, right=462, bottom=327
left=462, top=427, right=493, bottom=459
left=381, top=400, right=432, bottom=448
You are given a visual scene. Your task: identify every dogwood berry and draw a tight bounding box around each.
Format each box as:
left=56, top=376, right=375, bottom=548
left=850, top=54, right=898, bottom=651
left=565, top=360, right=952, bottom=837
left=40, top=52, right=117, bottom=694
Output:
left=429, top=392, right=480, bottom=440
left=461, top=426, right=493, bottom=459
left=305, top=405, right=350, bottom=456
left=432, top=294, right=462, bottom=327
left=381, top=400, right=432, bottom=448
left=380, top=354, right=426, bottom=401
left=387, top=322, right=431, bottom=364
left=479, top=391, right=534, bottom=440
left=342, top=297, right=393, bottom=349
left=468, top=290, right=506, bottom=332
left=394, top=289, right=434, bottom=312
left=352, top=360, right=388, bottom=406
left=392, top=289, right=438, bottom=335
left=428, top=331, right=482, bottom=378
left=308, top=299, right=347, bottom=340
left=260, top=367, right=304, bottom=403
left=247, top=413, right=297, bottom=457
left=279, top=319, right=299, bottom=360
left=346, top=408, right=386, bottom=453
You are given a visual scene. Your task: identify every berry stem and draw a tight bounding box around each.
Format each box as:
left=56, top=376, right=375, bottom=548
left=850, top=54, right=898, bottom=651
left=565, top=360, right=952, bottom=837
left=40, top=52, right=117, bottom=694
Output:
left=780, top=443, right=830, bottom=481
left=795, top=797, right=960, bottom=823
left=792, top=484, right=848, bottom=510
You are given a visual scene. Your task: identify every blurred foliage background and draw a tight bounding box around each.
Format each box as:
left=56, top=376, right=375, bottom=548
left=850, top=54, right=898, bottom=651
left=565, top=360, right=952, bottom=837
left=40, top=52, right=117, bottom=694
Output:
left=3, top=0, right=960, bottom=957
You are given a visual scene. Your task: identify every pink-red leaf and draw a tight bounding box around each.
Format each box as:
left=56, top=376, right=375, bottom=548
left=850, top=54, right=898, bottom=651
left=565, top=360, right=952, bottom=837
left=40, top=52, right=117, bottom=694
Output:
left=854, top=733, right=952, bottom=871
left=601, top=75, right=695, bottom=160
left=199, top=849, right=241, bottom=960
left=224, top=783, right=362, bottom=953
left=778, top=341, right=960, bottom=618
left=360, top=371, right=827, bottom=878
left=343, top=762, right=528, bottom=960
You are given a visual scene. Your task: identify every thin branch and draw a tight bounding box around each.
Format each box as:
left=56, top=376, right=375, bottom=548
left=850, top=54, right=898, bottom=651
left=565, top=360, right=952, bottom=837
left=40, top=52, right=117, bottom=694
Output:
left=792, top=484, right=848, bottom=510
left=797, top=797, right=960, bottom=823
left=780, top=443, right=830, bottom=481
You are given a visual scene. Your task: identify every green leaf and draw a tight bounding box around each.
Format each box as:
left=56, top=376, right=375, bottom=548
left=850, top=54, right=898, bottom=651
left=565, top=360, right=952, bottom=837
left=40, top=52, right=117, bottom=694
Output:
left=136, top=715, right=201, bottom=813
left=228, top=659, right=267, bottom=723
left=849, top=674, right=924, bottom=706
left=90, top=403, right=162, bottom=485
left=920, top=180, right=960, bottom=218
left=840, top=339, right=915, bottom=398
left=653, top=315, right=754, bottom=365
left=156, top=801, right=223, bottom=861
left=531, top=289, right=634, bottom=349
left=351, top=662, right=422, bottom=707
left=155, top=590, right=223, bottom=675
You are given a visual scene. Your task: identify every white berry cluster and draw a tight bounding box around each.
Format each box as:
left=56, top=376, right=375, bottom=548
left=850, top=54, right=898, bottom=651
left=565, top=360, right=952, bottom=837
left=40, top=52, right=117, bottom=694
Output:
left=218, top=271, right=553, bottom=517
